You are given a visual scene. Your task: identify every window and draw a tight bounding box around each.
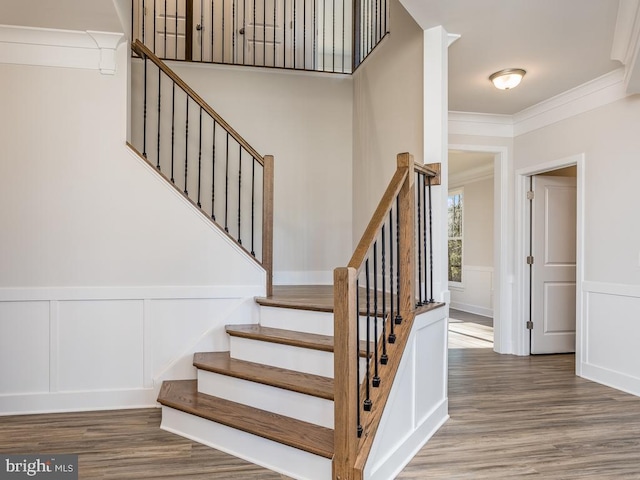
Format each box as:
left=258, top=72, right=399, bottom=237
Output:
left=448, top=189, right=463, bottom=284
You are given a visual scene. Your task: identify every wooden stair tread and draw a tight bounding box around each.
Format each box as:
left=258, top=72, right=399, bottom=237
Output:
left=226, top=324, right=370, bottom=357
left=194, top=352, right=334, bottom=400
left=158, top=380, right=334, bottom=459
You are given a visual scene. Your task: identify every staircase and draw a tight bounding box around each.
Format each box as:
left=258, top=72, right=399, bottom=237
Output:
left=157, top=287, right=350, bottom=480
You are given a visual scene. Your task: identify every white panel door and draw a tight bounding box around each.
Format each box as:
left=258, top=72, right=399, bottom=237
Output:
left=241, top=0, right=288, bottom=67
left=531, top=175, right=577, bottom=354
left=149, top=0, right=189, bottom=60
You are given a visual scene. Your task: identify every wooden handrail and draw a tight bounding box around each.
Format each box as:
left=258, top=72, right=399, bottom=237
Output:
left=131, top=39, right=264, bottom=164
left=334, top=153, right=418, bottom=480
left=347, top=166, right=408, bottom=270
left=262, top=155, right=274, bottom=298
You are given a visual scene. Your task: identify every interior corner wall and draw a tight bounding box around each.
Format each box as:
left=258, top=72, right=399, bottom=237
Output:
left=514, top=94, right=640, bottom=396
left=352, top=0, right=424, bottom=242
left=165, top=63, right=354, bottom=284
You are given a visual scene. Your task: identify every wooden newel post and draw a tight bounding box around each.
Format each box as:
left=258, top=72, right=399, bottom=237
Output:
left=262, top=155, right=274, bottom=298
left=333, top=266, right=358, bottom=480
left=397, top=153, right=415, bottom=321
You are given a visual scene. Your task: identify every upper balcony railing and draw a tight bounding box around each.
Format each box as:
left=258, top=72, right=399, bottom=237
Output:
left=132, top=0, right=387, bottom=73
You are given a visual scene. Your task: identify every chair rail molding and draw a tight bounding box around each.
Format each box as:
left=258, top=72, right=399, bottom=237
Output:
left=0, top=24, right=124, bottom=74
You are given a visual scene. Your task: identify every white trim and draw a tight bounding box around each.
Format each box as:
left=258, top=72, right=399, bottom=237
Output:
left=273, top=270, right=333, bottom=285
left=448, top=69, right=631, bottom=138
left=0, top=285, right=264, bottom=302
left=0, top=388, right=157, bottom=416
left=448, top=112, right=513, bottom=138
left=448, top=144, right=510, bottom=354
left=513, top=69, right=627, bottom=135
left=581, top=363, right=640, bottom=398
left=611, top=0, right=640, bottom=94
left=0, top=24, right=124, bottom=74
left=514, top=153, right=585, bottom=358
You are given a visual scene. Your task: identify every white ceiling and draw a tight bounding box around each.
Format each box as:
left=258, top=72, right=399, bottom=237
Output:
left=401, top=0, right=624, bottom=115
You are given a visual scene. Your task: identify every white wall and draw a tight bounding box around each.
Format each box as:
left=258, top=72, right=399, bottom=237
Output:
left=0, top=40, right=265, bottom=414
left=449, top=177, right=494, bottom=316
left=163, top=62, right=354, bottom=285
left=352, top=0, right=424, bottom=242
left=515, top=94, right=640, bottom=395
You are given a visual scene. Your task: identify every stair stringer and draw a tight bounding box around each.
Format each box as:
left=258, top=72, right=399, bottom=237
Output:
left=152, top=296, right=261, bottom=393
left=363, top=306, right=449, bottom=480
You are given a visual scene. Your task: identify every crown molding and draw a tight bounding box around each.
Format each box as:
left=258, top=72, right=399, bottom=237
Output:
left=611, top=0, right=640, bottom=93
left=513, top=68, right=627, bottom=135
left=448, top=112, right=514, bottom=138
left=0, top=24, right=124, bottom=74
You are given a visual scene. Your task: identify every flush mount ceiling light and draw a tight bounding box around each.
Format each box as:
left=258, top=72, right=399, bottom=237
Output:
left=489, top=68, right=526, bottom=90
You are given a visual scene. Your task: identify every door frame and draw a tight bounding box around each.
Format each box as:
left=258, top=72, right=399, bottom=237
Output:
left=448, top=144, right=510, bottom=354
left=515, top=154, right=585, bottom=370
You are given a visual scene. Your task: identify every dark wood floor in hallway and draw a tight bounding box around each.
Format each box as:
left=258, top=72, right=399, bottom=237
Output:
left=1, top=349, right=639, bottom=478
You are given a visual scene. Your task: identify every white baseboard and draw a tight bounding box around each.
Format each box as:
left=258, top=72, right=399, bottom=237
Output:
left=0, top=388, right=157, bottom=416
left=449, top=302, right=493, bottom=318
left=580, top=363, right=640, bottom=398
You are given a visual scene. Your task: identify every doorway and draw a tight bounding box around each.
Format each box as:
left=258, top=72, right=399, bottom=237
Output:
left=527, top=167, right=577, bottom=354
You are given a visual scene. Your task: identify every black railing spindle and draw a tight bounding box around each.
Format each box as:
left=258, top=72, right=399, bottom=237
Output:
left=372, top=241, right=380, bottom=387
left=184, top=96, right=189, bottom=194
left=363, top=259, right=372, bottom=412
left=224, top=132, right=229, bottom=232
left=422, top=174, right=429, bottom=303
left=395, top=195, right=402, bottom=324
left=416, top=172, right=423, bottom=305
left=428, top=174, right=434, bottom=303
left=211, top=121, right=216, bottom=220
left=238, top=144, right=242, bottom=244
left=381, top=224, right=388, bottom=364
left=197, top=106, right=203, bottom=207
left=388, top=206, right=396, bottom=343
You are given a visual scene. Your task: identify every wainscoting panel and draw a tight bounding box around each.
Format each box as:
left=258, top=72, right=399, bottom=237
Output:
left=365, top=307, right=449, bottom=480
left=0, top=301, right=50, bottom=395
left=582, top=282, right=640, bottom=397
left=0, top=286, right=261, bottom=415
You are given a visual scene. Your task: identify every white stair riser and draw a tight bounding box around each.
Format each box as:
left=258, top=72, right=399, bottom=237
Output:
left=161, top=406, right=332, bottom=480
left=197, top=370, right=334, bottom=428
left=259, top=306, right=385, bottom=338
left=229, top=336, right=368, bottom=380
left=230, top=336, right=335, bottom=378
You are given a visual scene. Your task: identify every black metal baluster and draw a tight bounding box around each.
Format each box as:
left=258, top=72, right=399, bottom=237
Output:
left=388, top=206, right=396, bottom=343
left=363, top=259, right=372, bottom=411
left=381, top=224, right=388, bottom=364
left=312, top=0, right=317, bottom=70
left=211, top=121, right=216, bottom=220
left=293, top=0, right=297, bottom=68
left=422, top=174, right=429, bottom=303
left=416, top=172, right=423, bottom=306
left=342, top=0, right=345, bottom=72
left=332, top=0, right=335, bottom=72
left=237, top=144, right=242, bottom=244
left=356, top=278, right=363, bottom=437
left=428, top=175, right=434, bottom=303
left=224, top=132, right=229, bottom=232
left=164, top=0, right=168, bottom=56
left=200, top=0, right=204, bottom=61
left=322, top=0, right=326, bottom=70
left=232, top=0, right=236, bottom=63
left=303, top=0, right=306, bottom=68
left=253, top=0, right=256, bottom=65
left=262, top=0, right=266, bottom=65
left=243, top=0, right=246, bottom=64
left=143, top=55, right=148, bottom=158
left=372, top=242, right=380, bottom=387
left=184, top=96, right=189, bottom=195
left=395, top=195, right=402, bottom=324
left=153, top=0, right=157, bottom=53
left=171, top=82, right=175, bottom=182
left=273, top=0, right=276, bottom=66
left=197, top=106, right=203, bottom=207
left=156, top=67, right=162, bottom=169
left=175, top=0, right=178, bottom=58
left=211, top=0, right=216, bottom=63
left=251, top=158, right=255, bottom=256
left=222, top=0, right=225, bottom=62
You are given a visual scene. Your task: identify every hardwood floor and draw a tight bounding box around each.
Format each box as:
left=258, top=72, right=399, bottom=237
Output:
left=448, top=308, right=494, bottom=349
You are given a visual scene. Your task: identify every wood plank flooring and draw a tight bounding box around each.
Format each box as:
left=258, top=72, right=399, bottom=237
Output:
left=3, top=349, right=640, bottom=478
